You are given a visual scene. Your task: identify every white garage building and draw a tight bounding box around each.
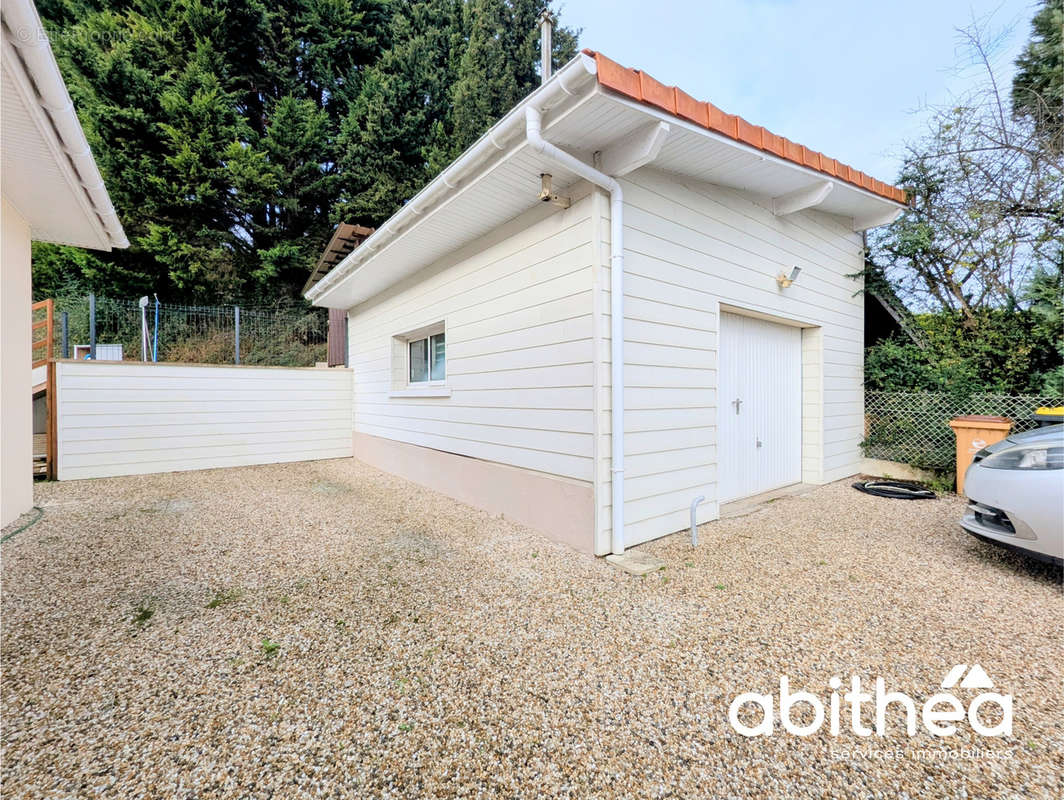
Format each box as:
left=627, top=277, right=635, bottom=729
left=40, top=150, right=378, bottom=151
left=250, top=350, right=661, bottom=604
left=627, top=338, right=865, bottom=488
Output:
left=307, top=50, right=907, bottom=556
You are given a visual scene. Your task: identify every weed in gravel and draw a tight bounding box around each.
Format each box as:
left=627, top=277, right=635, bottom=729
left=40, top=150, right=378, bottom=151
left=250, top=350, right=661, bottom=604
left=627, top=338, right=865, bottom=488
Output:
left=398, top=722, right=413, bottom=732
left=335, top=619, right=346, bottom=630
left=925, top=473, right=956, bottom=495
left=714, top=583, right=726, bottom=591
left=206, top=588, right=243, bottom=609
left=311, top=480, right=350, bottom=495
left=131, top=600, right=156, bottom=625
left=261, top=638, right=280, bottom=658
left=279, top=594, right=290, bottom=605
left=684, top=560, right=694, bottom=567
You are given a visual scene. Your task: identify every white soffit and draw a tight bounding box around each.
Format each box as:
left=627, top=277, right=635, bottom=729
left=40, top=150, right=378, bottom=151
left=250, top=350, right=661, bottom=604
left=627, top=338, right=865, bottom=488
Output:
left=1, top=0, right=127, bottom=250
left=310, top=61, right=905, bottom=310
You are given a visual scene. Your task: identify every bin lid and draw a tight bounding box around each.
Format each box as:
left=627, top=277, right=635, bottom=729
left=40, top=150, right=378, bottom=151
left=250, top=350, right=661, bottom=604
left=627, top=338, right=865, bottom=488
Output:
left=947, top=415, right=1013, bottom=429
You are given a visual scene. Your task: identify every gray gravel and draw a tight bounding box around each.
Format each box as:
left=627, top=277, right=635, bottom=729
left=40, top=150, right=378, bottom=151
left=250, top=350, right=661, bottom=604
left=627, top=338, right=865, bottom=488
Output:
left=2, top=459, right=1061, bottom=799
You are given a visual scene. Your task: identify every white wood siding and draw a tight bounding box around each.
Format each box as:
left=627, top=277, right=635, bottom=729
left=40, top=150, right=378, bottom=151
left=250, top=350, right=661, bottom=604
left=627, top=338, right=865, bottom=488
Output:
left=595, top=168, right=865, bottom=552
left=346, top=190, right=597, bottom=483
left=56, top=361, right=353, bottom=480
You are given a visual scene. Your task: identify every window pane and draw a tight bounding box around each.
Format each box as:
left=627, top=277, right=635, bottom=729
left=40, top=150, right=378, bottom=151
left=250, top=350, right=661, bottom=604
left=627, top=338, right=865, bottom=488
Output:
left=430, top=332, right=446, bottom=381
left=409, top=338, right=428, bottom=382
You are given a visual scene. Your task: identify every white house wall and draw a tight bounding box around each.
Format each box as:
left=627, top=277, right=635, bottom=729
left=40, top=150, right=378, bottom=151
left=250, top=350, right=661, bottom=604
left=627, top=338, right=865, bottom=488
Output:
left=346, top=189, right=597, bottom=484
left=56, top=361, right=353, bottom=480
left=1, top=197, right=33, bottom=526
left=595, top=168, right=865, bottom=553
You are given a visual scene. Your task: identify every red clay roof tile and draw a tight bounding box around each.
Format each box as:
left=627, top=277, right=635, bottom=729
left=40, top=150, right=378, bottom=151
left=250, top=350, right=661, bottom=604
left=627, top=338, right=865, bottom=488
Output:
left=674, top=88, right=710, bottom=126
left=761, top=130, right=785, bottom=158
left=736, top=117, right=763, bottom=148
left=637, top=71, right=675, bottom=112
left=582, top=49, right=907, bottom=205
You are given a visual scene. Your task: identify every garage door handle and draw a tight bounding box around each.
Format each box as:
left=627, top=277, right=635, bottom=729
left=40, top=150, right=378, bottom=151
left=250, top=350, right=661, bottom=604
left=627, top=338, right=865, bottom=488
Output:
left=733, top=398, right=742, bottom=414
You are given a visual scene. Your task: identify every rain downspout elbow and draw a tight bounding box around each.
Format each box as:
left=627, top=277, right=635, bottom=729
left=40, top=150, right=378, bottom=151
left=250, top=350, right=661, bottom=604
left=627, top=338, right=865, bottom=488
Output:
left=525, top=107, right=626, bottom=555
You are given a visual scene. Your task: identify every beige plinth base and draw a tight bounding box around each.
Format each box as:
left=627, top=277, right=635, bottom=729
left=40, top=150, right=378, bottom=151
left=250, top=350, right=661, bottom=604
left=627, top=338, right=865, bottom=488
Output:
left=352, top=432, right=595, bottom=554
left=605, top=551, right=667, bottom=576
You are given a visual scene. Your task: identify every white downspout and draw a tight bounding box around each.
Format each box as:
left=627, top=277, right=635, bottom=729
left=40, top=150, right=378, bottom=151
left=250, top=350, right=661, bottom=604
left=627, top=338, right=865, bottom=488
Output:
left=525, top=106, right=626, bottom=555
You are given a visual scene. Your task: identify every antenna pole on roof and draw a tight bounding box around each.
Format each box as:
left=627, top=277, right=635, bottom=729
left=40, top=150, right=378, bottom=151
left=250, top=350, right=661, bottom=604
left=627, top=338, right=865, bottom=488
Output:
left=538, top=9, right=553, bottom=84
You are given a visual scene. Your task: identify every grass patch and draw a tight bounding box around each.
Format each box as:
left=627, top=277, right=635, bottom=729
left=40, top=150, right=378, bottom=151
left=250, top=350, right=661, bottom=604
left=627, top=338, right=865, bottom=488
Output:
left=131, top=600, right=156, bottom=626
left=206, top=588, right=243, bottom=609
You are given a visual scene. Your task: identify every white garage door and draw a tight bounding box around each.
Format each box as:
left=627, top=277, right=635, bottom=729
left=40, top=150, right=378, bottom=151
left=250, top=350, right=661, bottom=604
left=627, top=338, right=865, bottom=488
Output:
left=718, top=311, right=802, bottom=502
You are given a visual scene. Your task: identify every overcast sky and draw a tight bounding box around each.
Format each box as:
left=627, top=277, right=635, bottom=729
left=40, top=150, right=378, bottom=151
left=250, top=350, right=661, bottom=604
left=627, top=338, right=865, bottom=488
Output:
left=558, top=0, right=1036, bottom=183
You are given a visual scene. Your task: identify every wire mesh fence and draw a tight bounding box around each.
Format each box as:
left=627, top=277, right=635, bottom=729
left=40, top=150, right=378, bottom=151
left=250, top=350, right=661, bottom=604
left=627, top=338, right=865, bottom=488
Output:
left=863, top=391, right=1063, bottom=470
left=50, top=295, right=328, bottom=367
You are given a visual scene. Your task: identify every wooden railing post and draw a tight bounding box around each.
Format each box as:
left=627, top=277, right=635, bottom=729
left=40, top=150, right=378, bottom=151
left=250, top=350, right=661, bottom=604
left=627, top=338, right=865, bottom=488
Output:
left=47, top=360, right=57, bottom=480
left=31, top=298, right=54, bottom=367
left=31, top=299, right=58, bottom=479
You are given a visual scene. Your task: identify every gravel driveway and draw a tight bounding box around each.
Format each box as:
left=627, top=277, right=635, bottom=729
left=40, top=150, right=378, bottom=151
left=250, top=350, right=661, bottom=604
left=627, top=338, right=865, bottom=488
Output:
left=2, top=459, right=1061, bottom=799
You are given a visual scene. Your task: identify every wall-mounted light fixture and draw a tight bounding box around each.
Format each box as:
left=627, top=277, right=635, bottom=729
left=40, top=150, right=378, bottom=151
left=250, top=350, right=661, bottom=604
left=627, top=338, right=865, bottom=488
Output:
left=776, top=265, right=801, bottom=290
left=539, top=173, right=571, bottom=209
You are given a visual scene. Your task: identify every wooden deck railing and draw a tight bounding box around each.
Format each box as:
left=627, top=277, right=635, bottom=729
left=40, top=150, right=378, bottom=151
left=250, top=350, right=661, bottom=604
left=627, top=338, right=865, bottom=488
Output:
left=31, top=298, right=54, bottom=369
left=31, top=299, right=56, bottom=479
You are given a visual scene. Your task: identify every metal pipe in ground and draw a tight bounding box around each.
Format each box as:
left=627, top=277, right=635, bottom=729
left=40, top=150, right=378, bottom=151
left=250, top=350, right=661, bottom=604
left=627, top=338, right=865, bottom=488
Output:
left=690, top=495, right=706, bottom=546
left=88, top=293, right=96, bottom=359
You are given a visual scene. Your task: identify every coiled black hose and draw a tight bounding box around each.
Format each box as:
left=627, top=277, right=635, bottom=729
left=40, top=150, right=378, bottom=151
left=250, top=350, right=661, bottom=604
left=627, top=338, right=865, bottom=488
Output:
left=852, top=481, right=936, bottom=500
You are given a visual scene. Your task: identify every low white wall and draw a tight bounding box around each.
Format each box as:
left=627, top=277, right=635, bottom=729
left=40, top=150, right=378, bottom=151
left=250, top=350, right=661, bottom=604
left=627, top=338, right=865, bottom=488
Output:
left=860, top=458, right=939, bottom=483
left=56, top=361, right=353, bottom=480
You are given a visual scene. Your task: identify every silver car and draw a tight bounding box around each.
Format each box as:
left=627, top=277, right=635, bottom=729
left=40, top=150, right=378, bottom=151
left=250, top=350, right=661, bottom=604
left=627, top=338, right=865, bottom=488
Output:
left=960, top=424, right=1064, bottom=565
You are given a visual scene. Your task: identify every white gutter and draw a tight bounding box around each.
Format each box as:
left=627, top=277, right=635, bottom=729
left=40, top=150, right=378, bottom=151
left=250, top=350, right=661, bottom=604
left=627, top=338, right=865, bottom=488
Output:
left=307, top=54, right=599, bottom=304
left=2, top=0, right=128, bottom=249
left=525, top=105, right=626, bottom=556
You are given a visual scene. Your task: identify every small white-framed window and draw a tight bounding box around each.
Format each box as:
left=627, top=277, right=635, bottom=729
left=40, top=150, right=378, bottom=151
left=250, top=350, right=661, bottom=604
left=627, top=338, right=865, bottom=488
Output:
left=390, top=322, right=448, bottom=397
left=408, top=330, right=445, bottom=383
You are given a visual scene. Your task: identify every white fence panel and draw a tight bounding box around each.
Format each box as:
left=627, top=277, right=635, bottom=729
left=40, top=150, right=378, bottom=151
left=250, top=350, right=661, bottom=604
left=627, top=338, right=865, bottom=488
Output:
left=56, top=360, right=353, bottom=480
